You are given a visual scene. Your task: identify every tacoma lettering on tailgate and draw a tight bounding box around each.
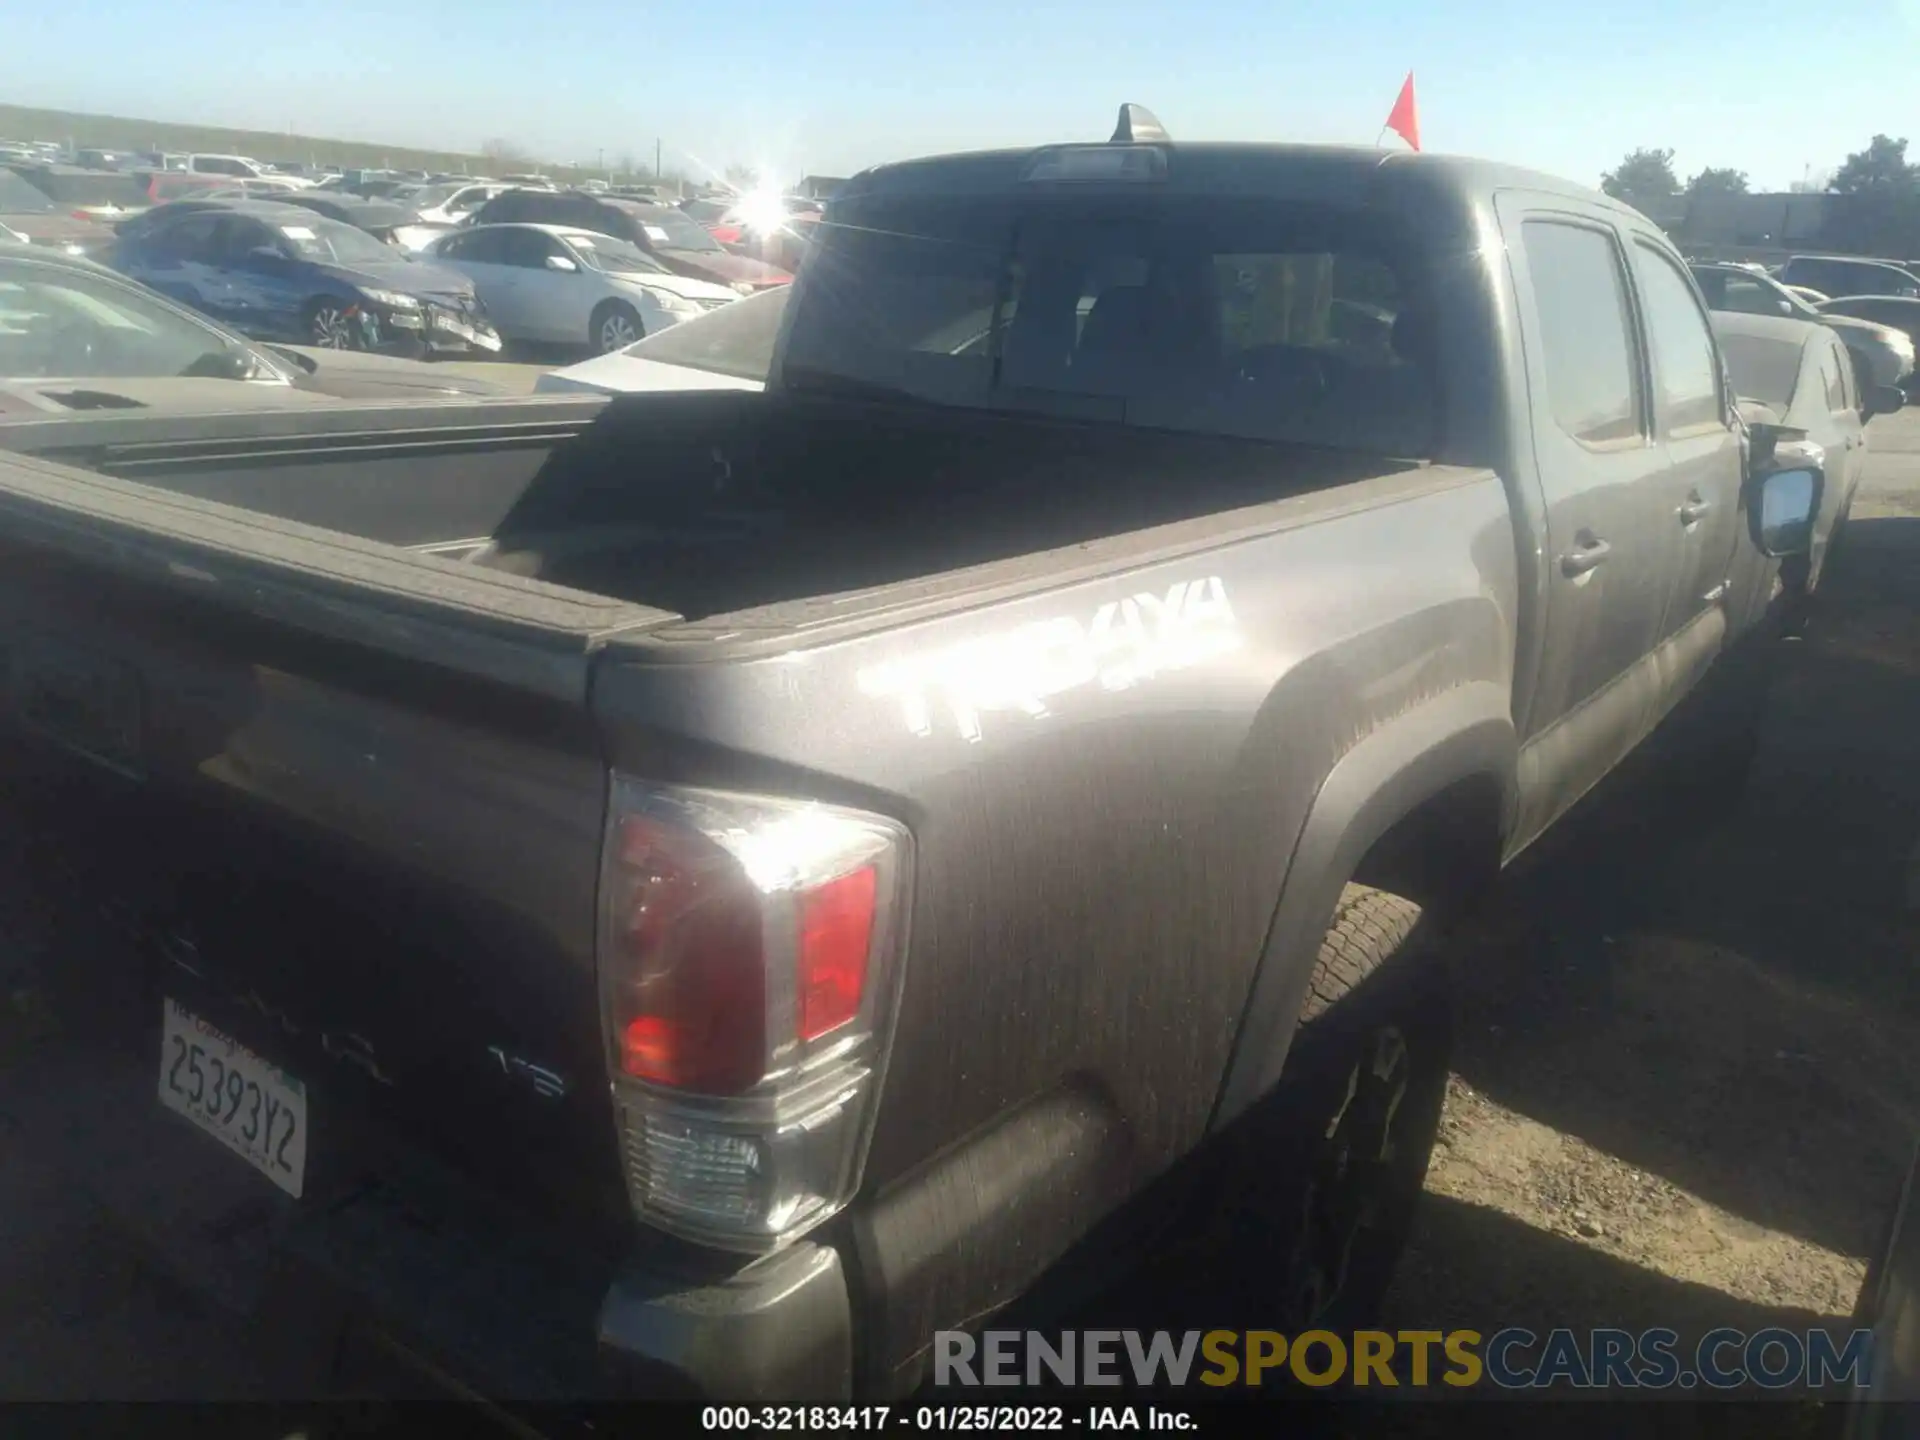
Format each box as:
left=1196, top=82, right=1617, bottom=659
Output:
left=857, top=576, right=1240, bottom=744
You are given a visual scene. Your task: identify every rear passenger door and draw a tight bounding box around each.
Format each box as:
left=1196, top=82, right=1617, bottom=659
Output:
left=432, top=229, right=530, bottom=337
left=1624, top=238, right=1745, bottom=681
left=1495, top=198, right=1680, bottom=752
left=497, top=229, right=582, bottom=343
left=134, top=212, right=234, bottom=320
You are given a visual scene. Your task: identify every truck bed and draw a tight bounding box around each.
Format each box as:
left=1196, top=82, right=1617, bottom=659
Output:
left=0, top=391, right=1427, bottom=636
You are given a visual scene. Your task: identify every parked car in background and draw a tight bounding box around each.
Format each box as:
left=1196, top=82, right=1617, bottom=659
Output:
left=189, top=176, right=306, bottom=199
left=1778, top=254, right=1920, bottom=300
left=5, top=163, right=150, bottom=223
left=315, top=169, right=413, bottom=199
left=154, top=191, right=423, bottom=248
left=404, top=181, right=512, bottom=227
left=1691, top=262, right=1916, bottom=392
left=0, top=241, right=508, bottom=407
left=535, top=280, right=785, bottom=394
left=679, top=194, right=733, bottom=228
left=136, top=169, right=226, bottom=205
left=1814, top=296, right=1920, bottom=394
left=73, top=148, right=137, bottom=171
left=424, top=223, right=737, bottom=351
left=273, top=191, right=419, bottom=244
left=1712, top=310, right=1904, bottom=590
left=186, top=153, right=313, bottom=188
left=0, top=169, right=116, bottom=257
left=133, top=151, right=190, bottom=172
left=470, top=189, right=792, bottom=290
left=108, top=200, right=500, bottom=355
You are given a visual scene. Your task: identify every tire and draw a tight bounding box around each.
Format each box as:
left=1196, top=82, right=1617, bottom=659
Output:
left=590, top=301, right=643, bottom=354
left=306, top=299, right=357, bottom=350
left=1185, top=885, right=1454, bottom=1332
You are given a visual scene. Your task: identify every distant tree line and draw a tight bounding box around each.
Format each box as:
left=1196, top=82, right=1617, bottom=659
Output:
left=1600, top=135, right=1918, bottom=210
left=1599, top=136, right=1920, bottom=258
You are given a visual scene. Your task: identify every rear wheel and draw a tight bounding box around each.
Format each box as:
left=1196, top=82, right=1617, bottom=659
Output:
left=591, top=301, right=643, bottom=354
left=1183, top=885, right=1454, bottom=1332
left=306, top=300, right=356, bottom=350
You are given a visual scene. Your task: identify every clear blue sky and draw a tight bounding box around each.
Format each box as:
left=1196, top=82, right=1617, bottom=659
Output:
left=5, top=0, right=1918, bottom=189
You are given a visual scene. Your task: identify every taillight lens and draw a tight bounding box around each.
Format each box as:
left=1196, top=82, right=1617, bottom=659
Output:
left=598, top=777, right=912, bottom=1253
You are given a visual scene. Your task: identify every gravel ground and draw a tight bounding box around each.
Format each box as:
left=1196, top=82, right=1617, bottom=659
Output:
left=1376, top=411, right=1920, bottom=1427
left=3, top=405, right=1918, bottom=1430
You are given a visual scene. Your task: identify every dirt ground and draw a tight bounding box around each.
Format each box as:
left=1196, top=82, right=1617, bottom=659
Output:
left=1, top=408, right=1917, bottom=1430
left=1376, top=413, right=1920, bottom=1423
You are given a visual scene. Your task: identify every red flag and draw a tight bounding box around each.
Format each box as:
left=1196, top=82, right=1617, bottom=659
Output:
left=1384, top=72, right=1421, bottom=152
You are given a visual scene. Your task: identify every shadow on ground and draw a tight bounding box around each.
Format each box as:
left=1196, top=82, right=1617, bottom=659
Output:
left=1380, top=511, right=1920, bottom=1365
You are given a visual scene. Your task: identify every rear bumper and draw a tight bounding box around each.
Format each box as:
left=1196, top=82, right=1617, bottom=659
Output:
left=359, top=304, right=502, bottom=359
left=0, top=1027, right=852, bottom=1411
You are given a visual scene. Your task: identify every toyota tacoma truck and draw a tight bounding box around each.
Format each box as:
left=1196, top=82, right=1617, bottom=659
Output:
left=0, top=107, right=1832, bottom=1416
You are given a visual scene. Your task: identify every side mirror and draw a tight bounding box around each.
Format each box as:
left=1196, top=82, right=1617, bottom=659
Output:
left=1751, top=464, right=1822, bottom=558
left=246, top=245, right=284, bottom=263
left=1865, top=383, right=1906, bottom=420
left=545, top=254, right=578, bottom=273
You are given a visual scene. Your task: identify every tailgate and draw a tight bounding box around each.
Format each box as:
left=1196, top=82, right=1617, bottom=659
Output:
left=0, top=451, right=672, bottom=1249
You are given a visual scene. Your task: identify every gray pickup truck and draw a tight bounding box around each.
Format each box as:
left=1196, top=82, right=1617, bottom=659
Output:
left=0, top=109, right=1844, bottom=1413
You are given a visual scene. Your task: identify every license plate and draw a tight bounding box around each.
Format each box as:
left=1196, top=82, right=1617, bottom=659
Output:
left=158, top=998, right=307, bottom=1198
left=10, top=637, right=143, bottom=776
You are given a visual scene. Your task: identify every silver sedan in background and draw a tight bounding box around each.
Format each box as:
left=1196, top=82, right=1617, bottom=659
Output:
left=424, top=223, right=740, bottom=352
left=1692, top=262, right=1916, bottom=393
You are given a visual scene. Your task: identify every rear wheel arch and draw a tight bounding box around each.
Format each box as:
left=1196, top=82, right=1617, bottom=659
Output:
left=1211, top=682, right=1516, bottom=1132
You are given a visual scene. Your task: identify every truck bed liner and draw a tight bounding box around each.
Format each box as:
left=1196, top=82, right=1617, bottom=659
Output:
left=0, top=449, right=676, bottom=703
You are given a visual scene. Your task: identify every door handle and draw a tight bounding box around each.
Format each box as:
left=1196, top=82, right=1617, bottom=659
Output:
left=1561, top=538, right=1612, bottom=577
left=1679, top=496, right=1713, bottom=525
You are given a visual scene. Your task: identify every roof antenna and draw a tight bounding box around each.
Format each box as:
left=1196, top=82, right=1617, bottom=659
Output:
left=1111, top=104, right=1171, bottom=145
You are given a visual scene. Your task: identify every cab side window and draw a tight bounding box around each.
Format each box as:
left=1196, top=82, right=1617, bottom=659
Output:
left=1521, top=220, right=1640, bottom=445
left=1630, top=243, right=1725, bottom=434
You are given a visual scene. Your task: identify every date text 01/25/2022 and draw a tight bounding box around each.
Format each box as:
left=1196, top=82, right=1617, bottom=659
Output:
left=700, top=1408, right=1197, bottom=1432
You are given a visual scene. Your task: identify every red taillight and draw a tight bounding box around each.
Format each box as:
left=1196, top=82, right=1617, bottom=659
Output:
left=612, top=815, right=767, bottom=1093
left=798, top=865, right=876, bottom=1040
left=598, top=778, right=911, bottom=1252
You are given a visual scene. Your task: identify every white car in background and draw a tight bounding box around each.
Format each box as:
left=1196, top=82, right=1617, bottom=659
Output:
left=406, top=181, right=513, bottom=227
left=535, top=283, right=785, bottom=394
left=424, top=223, right=738, bottom=352
left=186, top=154, right=316, bottom=188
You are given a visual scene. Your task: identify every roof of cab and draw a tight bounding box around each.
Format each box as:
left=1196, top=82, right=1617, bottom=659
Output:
left=838, top=141, right=1632, bottom=216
